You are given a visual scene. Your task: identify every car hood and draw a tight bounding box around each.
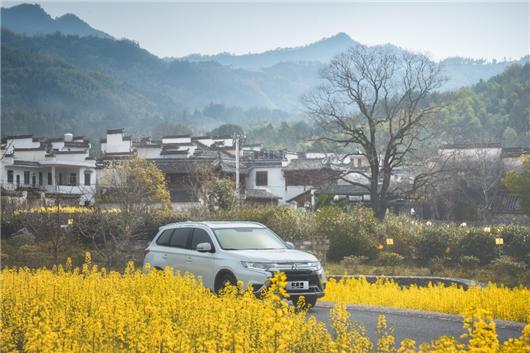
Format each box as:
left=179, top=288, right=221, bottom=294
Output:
left=227, top=249, right=319, bottom=263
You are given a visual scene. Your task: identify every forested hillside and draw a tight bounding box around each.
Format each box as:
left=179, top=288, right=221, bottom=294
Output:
left=1, top=43, right=155, bottom=136
left=1, top=4, right=528, bottom=145
left=243, top=64, right=530, bottom=150
left=437, top=63, right=530, bottom=146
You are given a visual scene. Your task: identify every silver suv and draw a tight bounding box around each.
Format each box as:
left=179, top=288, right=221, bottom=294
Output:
left=144, top=221, right=326, bottom=307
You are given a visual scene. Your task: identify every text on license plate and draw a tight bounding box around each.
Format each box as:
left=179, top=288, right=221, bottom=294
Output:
left=286, top=281, right=309, bottom=290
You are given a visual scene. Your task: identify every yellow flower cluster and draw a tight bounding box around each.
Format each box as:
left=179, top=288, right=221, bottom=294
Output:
left=323, top=276, right=530, bottom=323
left=14, top=206, right=120, bottom=215
left=1, top=262, right=528, bottom=353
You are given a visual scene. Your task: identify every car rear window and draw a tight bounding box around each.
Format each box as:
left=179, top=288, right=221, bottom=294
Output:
left=170, top=228, right=193, bottom=248
left=156, top=229, right=174, bottom=246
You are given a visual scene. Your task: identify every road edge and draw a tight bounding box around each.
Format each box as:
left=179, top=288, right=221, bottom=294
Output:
left=316, top=301, right=526, bottom=330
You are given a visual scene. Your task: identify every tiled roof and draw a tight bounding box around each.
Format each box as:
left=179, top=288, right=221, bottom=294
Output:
left=284, top=158, right=330, bottom=171
left=245, top=189, right=280, bottom=200
left=162, top=134, right=191, bottom=138
left=13, top=160, right=40, bottom=167
left=315, top=184, right=370, bottom=196
left=151, top=158, right=216, bottom=173
left=440, top=143, right=503, bottom=149
left=502, top=147, right=530, bottom=158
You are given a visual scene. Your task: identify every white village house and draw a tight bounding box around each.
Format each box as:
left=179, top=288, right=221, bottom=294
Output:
left=1, top=133, right=97, bottom=206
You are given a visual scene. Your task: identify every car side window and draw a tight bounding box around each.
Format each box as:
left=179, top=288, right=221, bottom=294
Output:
left=170, top=228, right=192, bottom=248
left=156, top=229, right=174, bottom=246
left=191, top=228, right=214, bottom=251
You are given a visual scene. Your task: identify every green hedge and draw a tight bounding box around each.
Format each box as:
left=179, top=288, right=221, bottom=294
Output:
left=4, top=206, right=530, bottom=268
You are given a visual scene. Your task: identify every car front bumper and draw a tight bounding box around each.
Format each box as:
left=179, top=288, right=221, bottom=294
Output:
left=251, top=269, right=326, bottom=298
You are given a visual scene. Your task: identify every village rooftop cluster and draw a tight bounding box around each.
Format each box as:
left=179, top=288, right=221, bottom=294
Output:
left=1, top=129, right=529, bottom=221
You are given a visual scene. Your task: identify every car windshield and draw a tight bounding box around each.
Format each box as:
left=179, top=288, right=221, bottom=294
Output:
left=213, top=227, right=286, bottom=250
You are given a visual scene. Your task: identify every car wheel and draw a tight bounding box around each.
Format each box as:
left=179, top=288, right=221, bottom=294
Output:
left=291, top=295, right=318, bottom=309
left=215, top=272, right=237, bottom=294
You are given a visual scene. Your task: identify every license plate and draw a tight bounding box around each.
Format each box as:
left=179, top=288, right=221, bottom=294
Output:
left=286, top=281, right=309, bottom=290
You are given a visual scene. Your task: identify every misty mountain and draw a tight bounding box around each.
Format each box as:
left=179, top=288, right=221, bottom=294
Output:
left=1, top=40, right=157, bottom=136
left=182, top=33, right=527, bottom=91
left=1, top=4, right=111, bottom=39
left=183, top=32, right=360, bottom=70
left=1, top=3, right=528, bottom=140
left=0, top=29, right=317, bottom=112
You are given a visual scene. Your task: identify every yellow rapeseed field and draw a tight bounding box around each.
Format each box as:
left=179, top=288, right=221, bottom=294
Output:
left=323, top=277, right=530, bottom=323
left=14, top=206, right=121, bottom=215
left=1, top=256, right=529, bottom=353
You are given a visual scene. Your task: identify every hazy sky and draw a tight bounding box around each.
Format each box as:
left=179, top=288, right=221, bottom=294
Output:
left=5, top=1, right=529, bottom=60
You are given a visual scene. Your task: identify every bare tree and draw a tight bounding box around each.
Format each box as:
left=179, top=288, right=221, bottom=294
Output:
left=20, top=202, right=71, bottom=265
left=439, top=146, right=504, bottom=222
left=304, top=46, right=444, bottom=219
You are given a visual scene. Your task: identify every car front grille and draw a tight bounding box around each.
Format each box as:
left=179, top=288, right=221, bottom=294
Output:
left=270, top=270, right=324, bottom=295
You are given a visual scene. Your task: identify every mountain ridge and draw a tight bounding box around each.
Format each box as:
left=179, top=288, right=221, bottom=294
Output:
left=1, top=3, right=111, bottom=39
left=1, top=3, right=528, bottom=143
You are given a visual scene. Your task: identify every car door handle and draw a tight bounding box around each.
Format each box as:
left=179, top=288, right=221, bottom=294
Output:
left=185, top=256, right=192, bottom=263
left=162, top=254, right=168, bottom=259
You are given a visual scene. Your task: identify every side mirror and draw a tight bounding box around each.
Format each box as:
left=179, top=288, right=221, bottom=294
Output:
left=285, top=241, right=295, bottom=249
left=196, top=242, right=212, bottom=252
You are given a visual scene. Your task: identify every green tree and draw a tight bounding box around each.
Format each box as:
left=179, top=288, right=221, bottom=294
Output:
left=205, top=178, right=237, bottom=211
left=503, top=155, right=530, bottom=216
left=209, top=124, right=244, bottom=137
left=78, top=156, right=171, bottom=268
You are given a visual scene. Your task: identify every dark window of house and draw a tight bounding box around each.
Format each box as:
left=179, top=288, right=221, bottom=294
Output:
left=191, top=228, right=214, bottom=251
left=256, top=171, right=268, bottom=186
left=38, top=172, right=43, bottom=186
left=48, top=172, right=52, bottom=185
left=169, top=228, right=193, bottom=248
left=58, top=173, right=63, bottom=185
left=156, top=229, right=174, bottom=246
left=84, top=172, right=91, bottom=186
left=16, top=175, right=20, bottom=186
left=69, top=173, right=77, bottom=186
left=32, top=175, right=36, bottom=186
left=7, top=170, right=13, bottom=183
left=23, top=171, right=30, bottom=185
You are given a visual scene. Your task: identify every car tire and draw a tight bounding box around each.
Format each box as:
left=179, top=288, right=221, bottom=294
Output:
left=215, top=272, right=237, bottom=294
left=291, top=295, right=317, bottom=309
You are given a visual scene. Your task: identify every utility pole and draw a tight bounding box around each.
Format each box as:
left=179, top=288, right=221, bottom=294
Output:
left=235, top=135, right=240, bottom=201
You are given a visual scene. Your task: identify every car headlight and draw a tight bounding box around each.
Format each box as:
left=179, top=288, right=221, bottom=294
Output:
left=310, top=261, right=322, bottom=271
left=241, top=261, right=273, bottom=271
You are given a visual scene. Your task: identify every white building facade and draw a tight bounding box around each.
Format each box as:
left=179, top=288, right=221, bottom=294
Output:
left=1, top=133, right=96, bottom=205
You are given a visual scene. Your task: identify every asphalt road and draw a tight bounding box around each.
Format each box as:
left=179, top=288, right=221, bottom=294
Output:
left=311, top=303, right=525, bottom=345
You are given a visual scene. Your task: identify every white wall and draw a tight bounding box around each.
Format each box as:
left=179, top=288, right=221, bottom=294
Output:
left=6, top=137, right=40, bottom=153
left=136, top=147, right=162, bottom=159
left=104, top=133, right=131, bottom=154
left=13, top=150, right=47, bottom=161
left=246, top=166, right=287, bottom=201
left=162, top=137, right=191, bottom=144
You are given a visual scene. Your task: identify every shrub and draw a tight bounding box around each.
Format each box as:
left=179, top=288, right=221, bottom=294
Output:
left=459, top=255, right=481, bottom=269
left=416, top=226, right=455, bottom=263
left=459, top=231, right=497, bottom=265
left=339, top=255, right=368, bottom=272
left=378, top=214, right=421, bottom=259
left=316, top=206, right=377, bottom=261
left=501, top=225, right=530, bottom=263
left=491, top=256, right=527, bottom=276
left=375, top=252, right=405, bottom=266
